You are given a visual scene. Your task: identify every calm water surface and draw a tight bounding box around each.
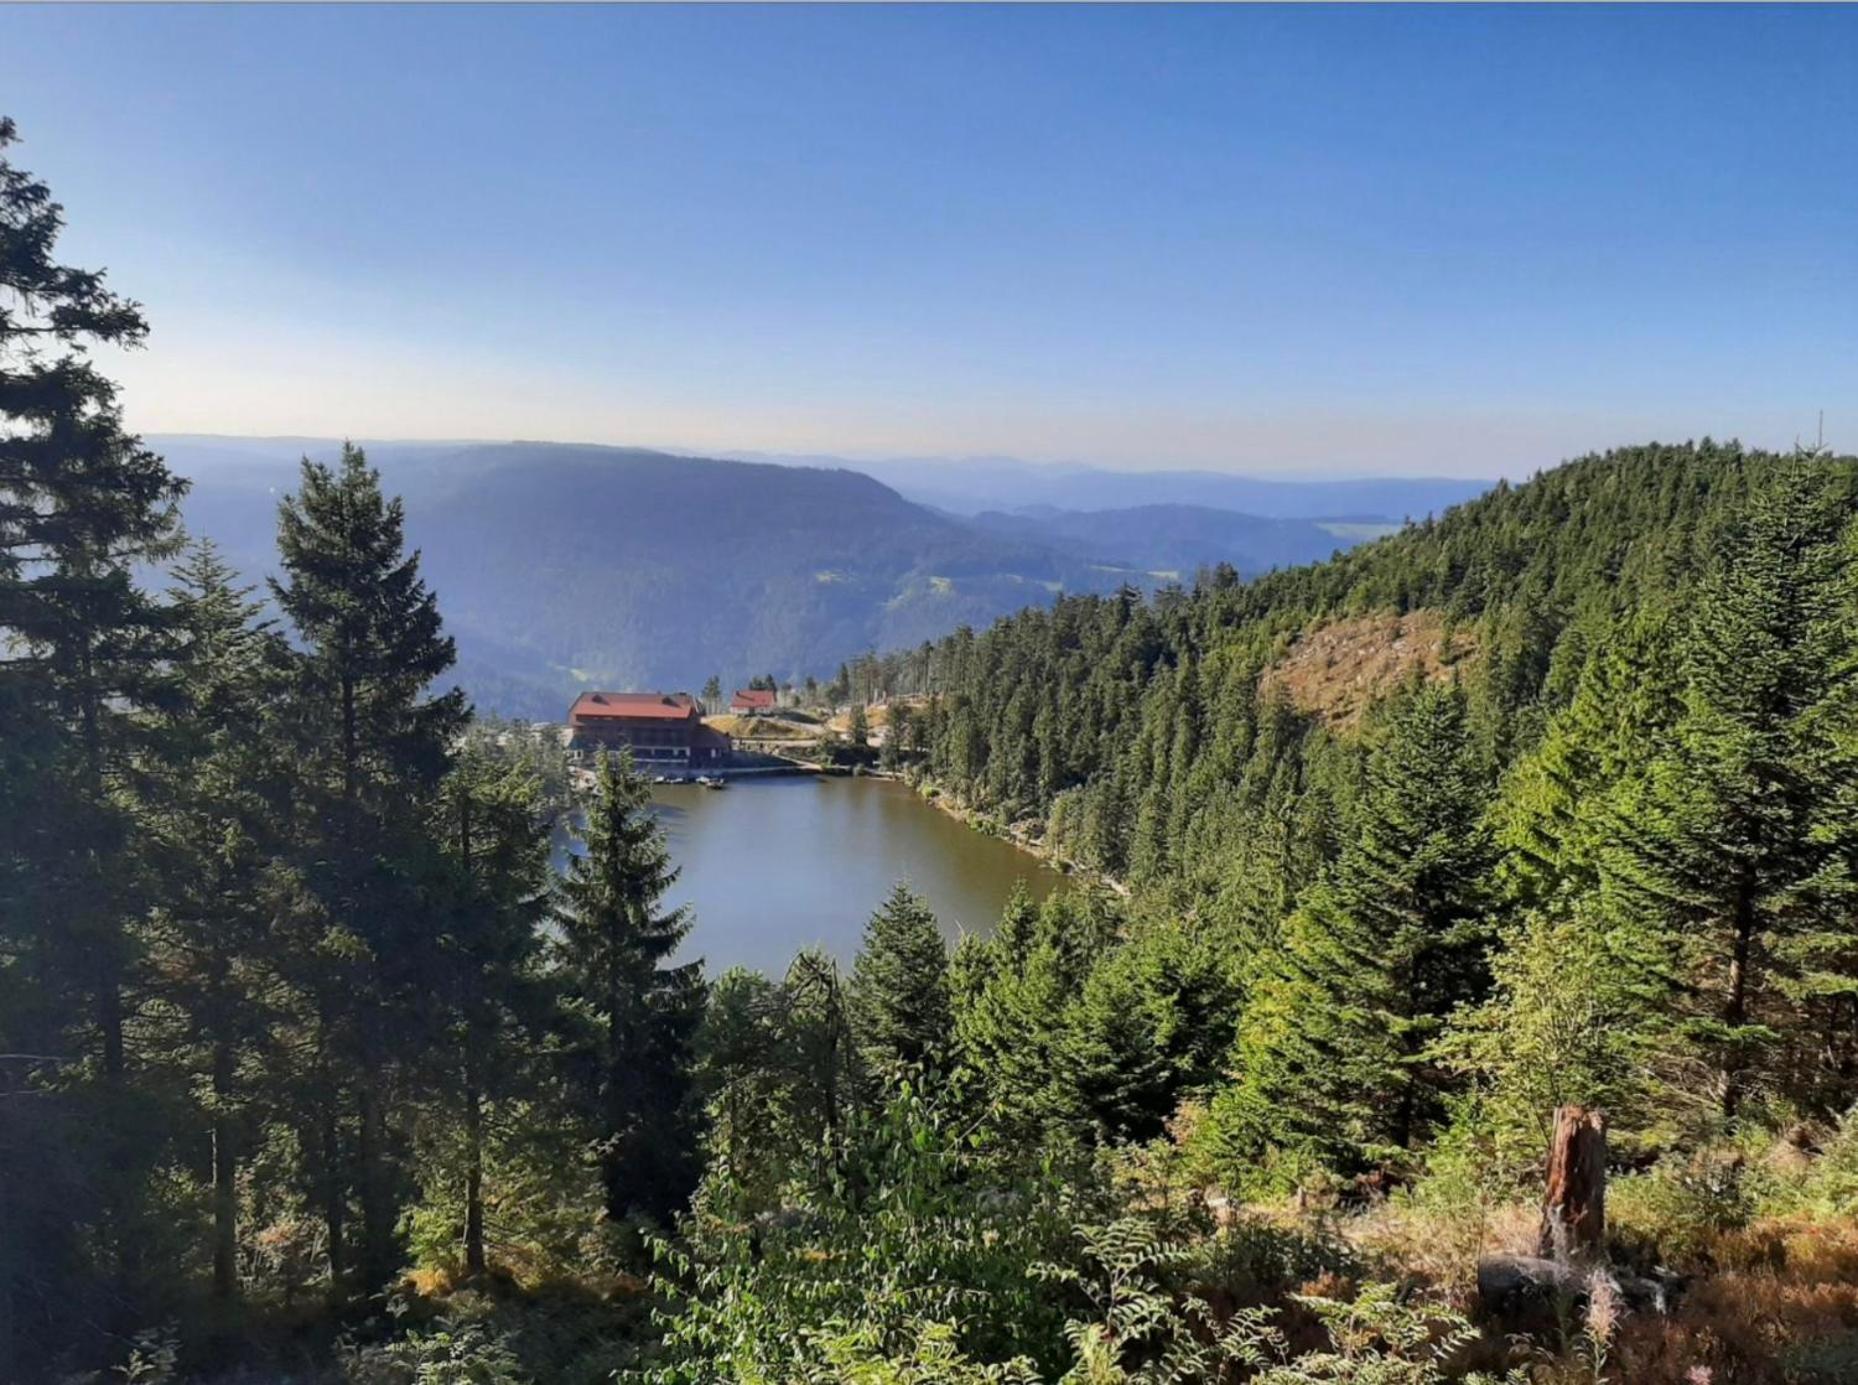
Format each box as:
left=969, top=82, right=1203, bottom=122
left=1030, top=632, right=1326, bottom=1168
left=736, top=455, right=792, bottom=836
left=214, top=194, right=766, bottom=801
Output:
left=564, top=776, right=1068, bottom=975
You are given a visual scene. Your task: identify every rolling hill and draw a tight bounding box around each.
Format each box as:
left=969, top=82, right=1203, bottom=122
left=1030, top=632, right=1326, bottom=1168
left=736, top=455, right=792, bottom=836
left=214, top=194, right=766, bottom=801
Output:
left=967, top=504, right=1400, bottom=581
left=158, top=437, right=1452, bottom=719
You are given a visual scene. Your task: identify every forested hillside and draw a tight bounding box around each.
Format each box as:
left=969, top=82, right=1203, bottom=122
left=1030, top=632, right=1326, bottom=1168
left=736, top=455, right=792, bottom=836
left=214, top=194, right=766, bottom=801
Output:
left=167, top=440, right=1419, bottom=720
left=867, top=437, right=1858, bottom=1174
left=166, top=438, right=1101, bottom=717
left=881, top=440, right=1849, bottom=888
left=968, top=503, right=1391, bottom=582
left=9, top=118, right=1858, bottom=1385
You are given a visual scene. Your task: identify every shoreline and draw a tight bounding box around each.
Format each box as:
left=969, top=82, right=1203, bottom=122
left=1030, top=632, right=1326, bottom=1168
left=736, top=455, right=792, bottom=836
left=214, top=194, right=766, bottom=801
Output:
left=904, top=773, right=1132, bottom=898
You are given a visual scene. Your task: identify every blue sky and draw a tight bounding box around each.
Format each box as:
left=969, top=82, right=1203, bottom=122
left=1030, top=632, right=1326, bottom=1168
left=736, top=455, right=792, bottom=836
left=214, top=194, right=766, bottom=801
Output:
left=7, top=4, right=1855, bottom=477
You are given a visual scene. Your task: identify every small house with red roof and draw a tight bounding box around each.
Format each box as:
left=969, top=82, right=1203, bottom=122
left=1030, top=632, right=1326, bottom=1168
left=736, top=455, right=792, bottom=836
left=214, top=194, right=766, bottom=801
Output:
left=730, top=687, right=778, bottom=715
left=568, top=691, right=731, bottom=767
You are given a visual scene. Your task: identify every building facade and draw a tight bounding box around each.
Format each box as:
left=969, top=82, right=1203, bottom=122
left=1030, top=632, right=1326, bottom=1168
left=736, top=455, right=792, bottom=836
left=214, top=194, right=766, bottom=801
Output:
left=730, top=687, right=777, bottom=714
left=568, top=691, right=732, bottom=766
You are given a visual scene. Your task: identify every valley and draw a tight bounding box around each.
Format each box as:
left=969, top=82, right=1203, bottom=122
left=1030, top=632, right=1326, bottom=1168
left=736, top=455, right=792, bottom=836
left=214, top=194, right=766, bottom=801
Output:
left=159, top=435, right=1477, bottom=718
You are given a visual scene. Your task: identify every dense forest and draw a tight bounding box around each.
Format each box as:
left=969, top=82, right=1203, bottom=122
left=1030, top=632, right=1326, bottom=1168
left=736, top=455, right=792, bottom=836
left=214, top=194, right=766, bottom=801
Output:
left=6, top=118, right=1858, bottom=1385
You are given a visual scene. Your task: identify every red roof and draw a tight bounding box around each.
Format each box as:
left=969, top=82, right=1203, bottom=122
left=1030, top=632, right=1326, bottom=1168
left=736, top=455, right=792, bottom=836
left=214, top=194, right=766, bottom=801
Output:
left=570, top=691, right=698, bottom=722
left=731, top=688, right=777, bottom=710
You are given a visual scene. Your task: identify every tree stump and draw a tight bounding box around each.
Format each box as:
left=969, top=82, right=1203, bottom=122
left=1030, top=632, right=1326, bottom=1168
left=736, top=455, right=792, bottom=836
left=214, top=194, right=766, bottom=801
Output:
left=1539, top=1105, right=1606, bottom=1262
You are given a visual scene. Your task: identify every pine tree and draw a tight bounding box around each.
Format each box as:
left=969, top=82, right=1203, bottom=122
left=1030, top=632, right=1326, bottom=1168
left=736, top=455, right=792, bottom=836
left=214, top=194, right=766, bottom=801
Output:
left=136, top=541, right=293, bottom=1302
left=951, top=889, right=1121, bottom=1140
left=849, top=883, right=952, bottom=1075
left=553, top=751, right=705, bottom=1228
left=776, top=946, right=858, bottom=1169
left=1608, top=461, right=1858, bottom=1120
left=1494, top=605, right=1682, bottom=913
left=1214, top=679, right=1496, bottom=1184
left=698, top=967, right=787, bottom=1189
left=270, top=442, right=466, bottom=1293
left=0, top=116, right=189, bottom=1355
left=0, top=113, right=188, bottom=1081
left=433, top=734, right=551, bottom=1276
left=1052, top=920, right=1244, bottom=1143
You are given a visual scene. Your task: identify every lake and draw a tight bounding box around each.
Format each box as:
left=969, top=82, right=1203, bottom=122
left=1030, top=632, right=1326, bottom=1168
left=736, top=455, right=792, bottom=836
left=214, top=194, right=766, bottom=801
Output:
left=564, top=775, right=1069, bottom=975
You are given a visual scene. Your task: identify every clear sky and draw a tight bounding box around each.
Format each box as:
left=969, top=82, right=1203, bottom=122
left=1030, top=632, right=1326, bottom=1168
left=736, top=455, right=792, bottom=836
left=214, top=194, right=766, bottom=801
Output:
left=7, top=4, right=1855, bottom=478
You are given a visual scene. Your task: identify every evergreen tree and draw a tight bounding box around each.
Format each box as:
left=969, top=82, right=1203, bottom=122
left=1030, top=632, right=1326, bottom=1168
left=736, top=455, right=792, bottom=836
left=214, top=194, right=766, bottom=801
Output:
left=553, top=751, right=705, bottom=1229
left=849, top=883, right=952, bottom=1075
left=848, top=701, right=870, bottom=748
left=432, top=734, right=551, bottom=1276
left=777, top=946, right=858, bottom=1167
left=1052, top=920, right=1243, bottom=1143
left=0, top=115, right=188, bottom=1357
left=1608, top=462, right=1858, bottom=1120
left=136, top=542, right=293, bottom=1302
left=0, top=120, right=189, bottom=1037
left=951, top=889, right=1121, bottom=1141
left=1494, top=607, right=1682, bottom=913
left=698, top=967, right=787, bottom=1190
left=1214, top=679, right=1495, bottom=1185
left=270, top=442, right=466, bottom=1293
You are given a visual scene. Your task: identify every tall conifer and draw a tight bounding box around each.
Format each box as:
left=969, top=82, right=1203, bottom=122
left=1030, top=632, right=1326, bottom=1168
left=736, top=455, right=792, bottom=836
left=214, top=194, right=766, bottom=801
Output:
left=1215, top=679, right=1495, bottom=1183
left=849, top=883, right=952, bottom=1075
left=553, top=751, right=705, bottom=1228
left=271, top=442, right=465, bottom=1293
left=138, top=541, right=293, bottom=1301
left=0, top=116, right=188, bottom=1348
left=1609, top=461, right=1858, bottom=1119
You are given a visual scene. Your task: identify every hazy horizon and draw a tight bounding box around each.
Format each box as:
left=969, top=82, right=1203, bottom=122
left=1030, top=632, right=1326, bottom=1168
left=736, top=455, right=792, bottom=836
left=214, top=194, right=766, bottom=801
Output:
left=11, top=5, right=1855, bottom=478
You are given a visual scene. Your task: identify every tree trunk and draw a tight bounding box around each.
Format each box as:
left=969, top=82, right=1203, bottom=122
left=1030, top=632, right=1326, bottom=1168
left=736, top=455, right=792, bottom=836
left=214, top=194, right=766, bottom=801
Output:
left=458, top=788, right=487, bottom=1276
left=464, top=1044, right=486, bottom=1277
left=1723, top=881, right=1757, bottom=1118
left=321, top=1103, right=346, bottom=1289
left=314, top=1008, right=347, bottom=1291
left=603, top=998, right=629, bottom=1224
left=1539, top=1105, right=1606, bottom=1263
left=340, top=671, right=358, bottom=810
left=356, top=1067, right=395, bottom=1294
left=212, top=1036, right=238, bottom=1300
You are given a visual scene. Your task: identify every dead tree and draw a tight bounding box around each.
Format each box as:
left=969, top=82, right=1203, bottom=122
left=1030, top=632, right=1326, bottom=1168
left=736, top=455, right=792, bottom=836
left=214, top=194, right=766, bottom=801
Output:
left=1539, top=1105, right=1606, bottom=1262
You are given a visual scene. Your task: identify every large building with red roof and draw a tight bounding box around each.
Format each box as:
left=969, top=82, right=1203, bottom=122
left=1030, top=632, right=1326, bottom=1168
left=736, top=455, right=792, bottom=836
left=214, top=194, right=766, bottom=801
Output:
left=568, top=691, right=731, bottom=767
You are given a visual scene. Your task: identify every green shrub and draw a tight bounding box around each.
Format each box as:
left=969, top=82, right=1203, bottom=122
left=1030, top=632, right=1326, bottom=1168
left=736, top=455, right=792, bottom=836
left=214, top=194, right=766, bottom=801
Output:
left=1609, top=1147, right=1764, bottom=1270
left=342, top=1318, right=528, bottom=1385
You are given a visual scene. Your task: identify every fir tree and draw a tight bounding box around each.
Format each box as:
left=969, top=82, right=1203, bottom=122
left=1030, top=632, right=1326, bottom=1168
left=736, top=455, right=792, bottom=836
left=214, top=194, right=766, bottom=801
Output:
left=137, top=541, right=293, bottom=1301
left=0, top=115, right=188, bottom=1350
left=1214, top=679, right=1495, bottom=1184
left=1608, top=461, right=1858, bottom=1120
left=776, top=946, right=858, bottom=1169
left=553, top=751, right=705, bottom=1228
left=849, top=883, right=952, bottom=1075
left=270, top=441, right=466, bottom=1293
left=433, top=734, right=551, bottom=1276
left=0, top=113, right=187, bottom=1082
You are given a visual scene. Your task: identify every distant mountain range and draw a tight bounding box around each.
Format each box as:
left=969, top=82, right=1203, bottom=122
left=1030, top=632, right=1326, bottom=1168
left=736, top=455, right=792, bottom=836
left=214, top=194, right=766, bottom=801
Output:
left=970, top=505, right=1401, bottom=581
left=720, top=449, right=1493, bottom=520
left=153, top=436, right=1490, bottom=719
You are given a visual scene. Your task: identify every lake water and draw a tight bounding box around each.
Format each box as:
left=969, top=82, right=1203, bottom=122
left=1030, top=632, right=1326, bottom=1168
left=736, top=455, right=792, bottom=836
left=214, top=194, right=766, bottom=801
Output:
left=565, top=775, right=1068, bottom=975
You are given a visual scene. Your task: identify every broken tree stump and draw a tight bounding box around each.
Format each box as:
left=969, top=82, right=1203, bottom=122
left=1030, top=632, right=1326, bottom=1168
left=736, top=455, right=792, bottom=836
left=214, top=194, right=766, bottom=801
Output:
left=1539, top=1105, right=1606, bottom=1263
